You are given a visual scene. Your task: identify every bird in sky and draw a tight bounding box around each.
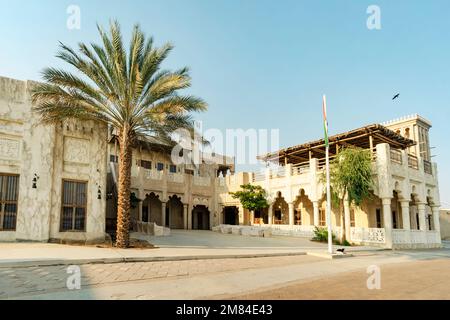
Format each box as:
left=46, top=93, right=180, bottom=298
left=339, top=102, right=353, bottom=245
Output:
left=392, top=93, right=400, bottom=100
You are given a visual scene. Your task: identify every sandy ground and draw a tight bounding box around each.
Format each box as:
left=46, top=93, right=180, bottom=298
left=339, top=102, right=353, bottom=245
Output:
left=230, top=259, right=450, bottom=300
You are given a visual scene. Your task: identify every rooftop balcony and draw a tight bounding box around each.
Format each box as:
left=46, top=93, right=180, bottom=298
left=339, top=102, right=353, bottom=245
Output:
left=220, top=143, right=438, bottom=200
left=110, top=163, right=214, bottom=197
left=388, top=147, right=436, bottom=185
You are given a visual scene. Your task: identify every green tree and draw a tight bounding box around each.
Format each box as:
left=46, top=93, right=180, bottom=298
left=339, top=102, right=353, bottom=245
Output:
left=229, top=184, right=269, bottom=223
left=32, top=21, right=207, bottom=248
left=326, top=147, right=373, bottom=242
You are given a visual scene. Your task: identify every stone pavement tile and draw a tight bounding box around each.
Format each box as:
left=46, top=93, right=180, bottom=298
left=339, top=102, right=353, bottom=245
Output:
left=0, top=254, right=352, bottom=299
left=127, top=271, right=147, bottom=281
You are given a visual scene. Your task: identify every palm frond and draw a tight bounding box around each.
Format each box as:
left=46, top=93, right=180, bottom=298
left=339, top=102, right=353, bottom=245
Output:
left=32, top=20, right=207, bottom=144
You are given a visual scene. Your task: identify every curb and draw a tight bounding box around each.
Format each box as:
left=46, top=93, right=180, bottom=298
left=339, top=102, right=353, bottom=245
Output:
left=306, top=252, right=354, bottom=259
left=0, top=251, right=308, bottom=268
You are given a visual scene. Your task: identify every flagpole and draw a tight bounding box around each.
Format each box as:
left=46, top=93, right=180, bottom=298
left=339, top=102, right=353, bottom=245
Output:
left=325, top=139, right=333, bottom=254
left=323, top=95, right=333, bottom=254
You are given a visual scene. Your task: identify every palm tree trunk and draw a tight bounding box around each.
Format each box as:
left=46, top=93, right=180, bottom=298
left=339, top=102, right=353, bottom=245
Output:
left=115, top=127, right=133, bottom=248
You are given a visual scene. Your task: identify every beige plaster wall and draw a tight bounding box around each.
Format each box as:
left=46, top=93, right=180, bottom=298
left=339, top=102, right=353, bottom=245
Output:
left=440, top=209, right=450, bottom=240
left=0, top=76, right=107, bottom=242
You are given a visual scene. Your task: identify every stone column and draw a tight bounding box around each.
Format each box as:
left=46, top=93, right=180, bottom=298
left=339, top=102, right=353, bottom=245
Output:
left=288, top=202, right=295, bottom=226
left=313, top=201, right=319, bottom=226
left=138, top=198, right=143, bottom=222
left=343, top=200, right=351, bottom=241
left=268, top=204, right=273, bottom=225
left=183, top=204, right=188, bottom=230
left=400, top=200, right=411, bottom=230
left=382, top=198, right=393, bottom=249
left=238, top=205, right=244, bottom=225
left=417, top=203, right=427, bottom=231
left=161, top=202, right=166, bottom=227
left=431, top=206, right=441, bottom=235
left=249, top=210, right=254, bottom=226
left=218, top=205, right=224, bottom=225
left=188, top=205, right=192, bottom=230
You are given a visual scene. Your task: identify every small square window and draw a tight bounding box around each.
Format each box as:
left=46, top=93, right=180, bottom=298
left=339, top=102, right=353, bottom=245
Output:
left=169, top=165, right=177, bottom=173
left=109, top=155, right=118, bottom=163
left=140, top=160, right=152, bottom=169
left=157, top=163, right=164, bottom=171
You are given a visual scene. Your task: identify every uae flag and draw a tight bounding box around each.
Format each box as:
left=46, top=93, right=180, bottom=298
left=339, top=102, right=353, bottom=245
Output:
left=322, top=95, right=329, bottom=148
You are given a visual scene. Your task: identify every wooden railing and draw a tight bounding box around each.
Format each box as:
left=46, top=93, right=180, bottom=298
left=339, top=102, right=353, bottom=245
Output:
left=291, top=161, right=310, bottom=175
left=252, top=171, right=266, bottom=182
left=390, top=149, right=403, bottom=164
left=408, top=154, right=419, bottom=170
left=370, top=147, right=377, bottom=162
left=318, top=155, right=336, bottom=170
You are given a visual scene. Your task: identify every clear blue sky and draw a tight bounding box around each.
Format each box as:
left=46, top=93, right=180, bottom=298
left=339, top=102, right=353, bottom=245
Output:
left=0, top=0, right=449, bottom=206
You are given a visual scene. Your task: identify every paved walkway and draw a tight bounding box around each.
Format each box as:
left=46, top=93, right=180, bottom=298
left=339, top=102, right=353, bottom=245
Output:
left=0, top=230, right=380, bottom=267
left=0, top=255, right=322, bottom=299
left=3, top=248, right=448, bottom=300
left=4, top=231, right=447, bottom=300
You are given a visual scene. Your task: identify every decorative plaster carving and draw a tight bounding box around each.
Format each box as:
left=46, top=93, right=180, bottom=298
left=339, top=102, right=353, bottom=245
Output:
left=193, top=197, right=209, bottom=207
left=0, top=137, right=20, bottom=160
left=145, top=191, right=163, bottom=199
left=168, top=193, right=184, bottom=203
left=63, top=137, right=90, bottom=164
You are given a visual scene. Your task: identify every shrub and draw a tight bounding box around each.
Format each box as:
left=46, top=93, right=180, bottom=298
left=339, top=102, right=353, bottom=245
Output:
left=341, top=239, right=352, bottom=246
left=311, top=226, right=336, bottom=243
left=332, top=239, right=352, bottom=246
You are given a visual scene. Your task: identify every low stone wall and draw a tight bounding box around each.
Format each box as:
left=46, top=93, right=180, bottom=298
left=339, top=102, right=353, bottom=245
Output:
left=0, top=231, right=16, bottom=242
left=392, top=243, right=442, bottom=249
left=392, top=229, right=441, bottom=249
left=213, top=224, right=313, bottom=238
left=133, top=221, right=170, bottom=236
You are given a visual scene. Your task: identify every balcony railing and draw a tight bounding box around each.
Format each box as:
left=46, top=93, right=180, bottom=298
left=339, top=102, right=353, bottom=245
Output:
left=193, top=176, right=211, bottom=187
left=167, top=172, right=184, bottom=183
left=423, top=160, right=432, bottom=175
left=272, top=166, right=286, bottom=178
left=408, top=154, right=419, bottom=170
left=144, top=169, right=163, bottom=180
left=291, top=161, right=310, bottom=175
left=390, top=149, right=403, bottom=164
left=253, top=171, right=266, bottom=182
left=318, top=155, right=336, bottom=170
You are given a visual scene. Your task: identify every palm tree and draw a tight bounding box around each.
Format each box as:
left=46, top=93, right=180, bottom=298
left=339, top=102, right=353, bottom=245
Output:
left=32, top=21, right=207, bottom=248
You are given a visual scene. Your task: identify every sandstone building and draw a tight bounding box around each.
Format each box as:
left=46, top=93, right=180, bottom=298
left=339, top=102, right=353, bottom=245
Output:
left=0, top=76, right=442, bottom=249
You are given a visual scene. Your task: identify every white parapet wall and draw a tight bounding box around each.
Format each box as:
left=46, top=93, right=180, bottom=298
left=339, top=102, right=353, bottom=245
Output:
left=392, top=229, right=441, bottom=249
left=214, top=224, right=317, bottom=238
